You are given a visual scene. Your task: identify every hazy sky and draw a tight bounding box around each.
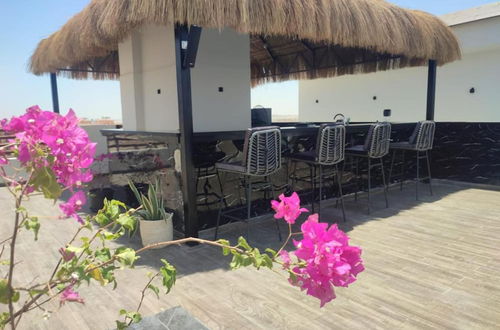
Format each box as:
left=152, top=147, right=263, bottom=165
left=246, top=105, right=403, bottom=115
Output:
left=0, top=0, right=495, bottom=120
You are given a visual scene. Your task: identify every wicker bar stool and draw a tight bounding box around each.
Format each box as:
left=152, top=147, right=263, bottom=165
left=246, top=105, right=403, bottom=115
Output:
left=193, top=142, right=226, bottom=211
left=388, top=121, right=436, bottom=200
left=287, top=123, right=346, bottom=221
left=345, top=122, right=391, bottom=214
left=214, top=126, right=282, bottom=240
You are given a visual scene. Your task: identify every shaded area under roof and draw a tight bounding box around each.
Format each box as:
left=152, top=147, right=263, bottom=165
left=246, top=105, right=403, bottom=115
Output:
left=29, top=0, right=461, bottom=85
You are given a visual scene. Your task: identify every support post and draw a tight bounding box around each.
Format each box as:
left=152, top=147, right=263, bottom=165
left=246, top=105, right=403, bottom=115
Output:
left=426, top=60, right=437, bottom=121
left=50, top=73, right=60, bottom=114
left=175, top=25, right=202, bottom=239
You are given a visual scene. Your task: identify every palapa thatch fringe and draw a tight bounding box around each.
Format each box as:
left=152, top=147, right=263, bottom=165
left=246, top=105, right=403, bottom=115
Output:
left=29, top=0, right=461, bottom=86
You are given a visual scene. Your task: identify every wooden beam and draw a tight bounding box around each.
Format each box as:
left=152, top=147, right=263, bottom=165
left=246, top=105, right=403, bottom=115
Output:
left=259, top=36, right=276, bottom=62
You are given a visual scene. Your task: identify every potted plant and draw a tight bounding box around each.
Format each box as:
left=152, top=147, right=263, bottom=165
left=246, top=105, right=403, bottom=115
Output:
left=129, top=179, right=173, bottom=247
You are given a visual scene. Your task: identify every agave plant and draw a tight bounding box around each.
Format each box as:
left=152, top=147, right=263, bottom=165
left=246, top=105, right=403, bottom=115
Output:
left=129, top=179, right=167, bottom=221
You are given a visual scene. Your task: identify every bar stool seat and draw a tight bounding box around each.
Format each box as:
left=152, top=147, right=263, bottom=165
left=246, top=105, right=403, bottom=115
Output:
left=345, top=122, right=391, bottom=214
left=389, top=141, right=417, bottom=150
left=193, top=151, right=226, bottom=168
left=344, top=145, right=366, bottom=154
left=287, top=123, right=346, bottom=221
left=287, top=150, right=316, bottom=162
left=388, top=120, right=436, bottom=200
left=215, top=161, right=245, bottom=173
left=214, top=126, right=283, bottom=240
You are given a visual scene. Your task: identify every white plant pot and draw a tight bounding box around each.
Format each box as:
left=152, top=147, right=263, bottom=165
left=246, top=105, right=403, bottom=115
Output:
left=139, top=213, right=173, bottom=248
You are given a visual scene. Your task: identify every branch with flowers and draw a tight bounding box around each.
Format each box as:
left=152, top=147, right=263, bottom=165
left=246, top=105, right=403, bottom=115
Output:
left=0, top=106, right=364, bottom=329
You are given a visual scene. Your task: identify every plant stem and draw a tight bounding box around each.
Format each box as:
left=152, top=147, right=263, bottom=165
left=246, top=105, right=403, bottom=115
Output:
left=128, top=273, right=159, bottom=326
left=276, top=224, right=293, bottom=257
left=7, top=172, right=33, bottom=330
left=135, top=237, right=244, bottom=255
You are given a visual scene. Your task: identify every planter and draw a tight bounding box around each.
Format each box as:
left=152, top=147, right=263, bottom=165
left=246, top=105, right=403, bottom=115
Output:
left=139, top=213, right=173, bottom=248
left=89, top=188, right=115, bottom=212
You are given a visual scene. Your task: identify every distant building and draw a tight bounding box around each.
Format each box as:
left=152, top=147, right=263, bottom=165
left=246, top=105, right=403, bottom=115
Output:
left=298, top=2, right=500, bottom=123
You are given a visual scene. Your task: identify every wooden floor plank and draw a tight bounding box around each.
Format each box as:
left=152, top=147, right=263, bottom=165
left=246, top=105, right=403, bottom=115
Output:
left=0, top=181, right=499, bottom=329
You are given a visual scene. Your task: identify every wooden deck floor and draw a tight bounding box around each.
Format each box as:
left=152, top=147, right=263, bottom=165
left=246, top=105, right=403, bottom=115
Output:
left=1, top=180, right=500, bottom=329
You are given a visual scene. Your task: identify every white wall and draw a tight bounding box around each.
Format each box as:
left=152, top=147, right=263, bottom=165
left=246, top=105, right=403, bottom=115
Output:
left=118, top=26, right=251, bottom=133
left=191, top=29, right=251, bottom=132
left=299, top=16, right=500, bottom=123
left=83, top=124, right=114, bottom=174
left=118, top=25, right=179, bottom=132
left=299, top=66, right=428, bottom=123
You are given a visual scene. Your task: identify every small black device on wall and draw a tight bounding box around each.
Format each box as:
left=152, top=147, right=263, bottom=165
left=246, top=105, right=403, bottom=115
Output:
left=251, top=107, right=272, bottom=127
left=383, top=109, right=391, bottom=117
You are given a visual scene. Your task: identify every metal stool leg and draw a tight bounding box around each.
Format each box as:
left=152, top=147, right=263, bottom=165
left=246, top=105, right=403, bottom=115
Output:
left=318, top=165, right=322, bottom=218
left=214, top=171, right=226, bottom=240
left=416, top=151, right=420, bottom=200
left=367, top=157, right=371, bottom=214
left=389, top=149, right=396, bottom=185
left=400, top=150, right=406, bottom=191
left=215, top=169, right=227, bottom=208
left=380, top=158, right=389, bottom=208
left=267, top=175, right=282, bottom=241
left=336, top=164, right=347, bottom=222
left=354, top=157, right=360, bottom=202
left=246, top=177, right=252, bottom=239
left=310, top=165, right=315, bottom=213
left=426, top=150, right=433, bottom=196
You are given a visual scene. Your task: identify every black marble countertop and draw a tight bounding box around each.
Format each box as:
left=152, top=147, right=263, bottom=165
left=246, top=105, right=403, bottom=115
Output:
left=101, top=122, right=416, bottom=143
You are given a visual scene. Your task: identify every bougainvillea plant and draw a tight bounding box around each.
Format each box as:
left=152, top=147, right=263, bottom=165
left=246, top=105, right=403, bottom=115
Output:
left=0, top=106, right=364, bottom=329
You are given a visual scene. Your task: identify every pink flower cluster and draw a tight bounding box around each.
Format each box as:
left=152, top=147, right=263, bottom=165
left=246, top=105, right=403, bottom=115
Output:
left=271, top=192, right=308, bottom=224
left=60, top=285, right=84, bottom=306
left=1, top=106, right=96, bottom=223
left=271, top=193, right=364, bottom=307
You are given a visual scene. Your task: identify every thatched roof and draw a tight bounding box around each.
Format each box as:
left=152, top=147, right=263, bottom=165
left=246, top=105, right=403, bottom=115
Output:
left=30, top=0, right=461, bottom=86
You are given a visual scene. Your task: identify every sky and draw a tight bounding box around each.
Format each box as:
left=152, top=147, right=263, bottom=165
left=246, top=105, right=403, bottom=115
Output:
left=0, top=0, right=496, bottom=120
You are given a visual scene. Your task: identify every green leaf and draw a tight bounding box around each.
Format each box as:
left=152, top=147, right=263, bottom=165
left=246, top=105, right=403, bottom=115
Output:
left=265, top=248, right=277, bottom=258
left=0, top=312, right=10, bottom=327
left=116, top=214, right=137, bottom=232
left=115, top=248, right=138, bottom=267
left=237, top=236, right=251, bottom=251
left=230, top=253, right=243, bottom=270
left=217, top=239, right=231, bottom=256
left=29, top=167, right=62, bottom=200
left=95, top=248, right=112, bottom=262
left=261, top=254, right=274, bottom=269
left=100, top=230, right=123, bottom=241
left=0, top=279, right=19, bottom=304
left=147, top=284, right=160, bottom=299
left=119, top=309, right=142, bottom=324
left=24, top=216, right=41, bottom=240
left=159, top=259, right=176, bottom=294
left=28, top=289, right=46, bottom=297
left=94, top=199, right=126, bottom=227
left=0, top=261, right=10, bottom=266
left=116, top=320, right=127, bottom=330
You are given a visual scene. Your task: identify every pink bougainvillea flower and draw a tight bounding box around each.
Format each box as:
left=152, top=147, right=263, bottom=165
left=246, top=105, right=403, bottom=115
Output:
left=58, top=248, right=76, bottom=262
left=60, top=286, right=84, bottom=305
left=271, top=192, right=308, bottom=224
left=279, top=250, right=291, bottom=269
left=285, top=213, right=364, bottom=307
left=1, top=106, right=96, bottom=191
left=59, top=191, right=86, bottom=224
left=0, top=152, right=7, bottom=166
